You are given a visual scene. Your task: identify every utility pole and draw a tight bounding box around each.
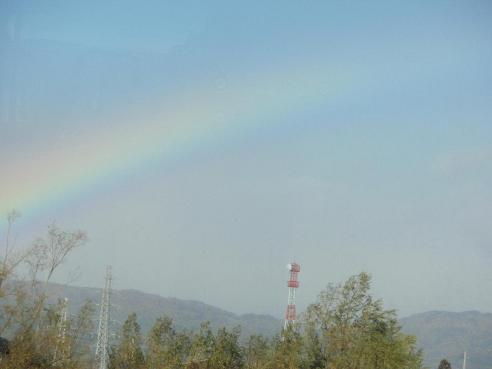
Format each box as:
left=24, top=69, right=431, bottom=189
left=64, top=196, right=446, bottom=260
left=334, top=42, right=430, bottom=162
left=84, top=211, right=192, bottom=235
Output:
left=95, top=266, right=112, bottom=369
left=462, top=351, right=467, bottom=369
left=284, top=262, right=300, bottom=330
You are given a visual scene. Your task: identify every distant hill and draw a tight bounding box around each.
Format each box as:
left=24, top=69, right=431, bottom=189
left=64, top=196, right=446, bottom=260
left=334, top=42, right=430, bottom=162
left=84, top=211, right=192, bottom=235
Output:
left=401, top=311, right=492, bottom=369
left=43, top=282, right=282, bottom=340
left=37, top=283, right=492, bottom=369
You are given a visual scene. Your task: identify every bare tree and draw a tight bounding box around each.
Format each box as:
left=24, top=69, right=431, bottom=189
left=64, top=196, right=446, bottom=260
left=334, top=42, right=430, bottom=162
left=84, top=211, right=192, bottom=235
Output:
left=0, top=210, right=22, bottom=289
left=0, top=211, right=91, bottom=368
left=31, top=223, right=88, bottom=284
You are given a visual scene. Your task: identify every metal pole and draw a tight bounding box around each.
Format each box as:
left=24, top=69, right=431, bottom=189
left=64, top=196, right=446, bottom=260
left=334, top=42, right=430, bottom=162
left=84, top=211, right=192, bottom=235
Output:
left=95, top=266, right=112, bottom=369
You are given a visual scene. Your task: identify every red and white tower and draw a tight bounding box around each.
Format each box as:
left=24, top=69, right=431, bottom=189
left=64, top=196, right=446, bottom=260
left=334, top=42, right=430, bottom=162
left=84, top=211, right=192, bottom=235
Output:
left=284, top=262, right=300, bottom=329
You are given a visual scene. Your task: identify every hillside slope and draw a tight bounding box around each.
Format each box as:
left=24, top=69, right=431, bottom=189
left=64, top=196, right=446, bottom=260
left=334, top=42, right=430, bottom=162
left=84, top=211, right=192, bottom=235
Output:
left=44, top=282, right=282, bottom=339
left=401, top=311, right=492, bottom=369
left=44, top=283, right=492, bottom=369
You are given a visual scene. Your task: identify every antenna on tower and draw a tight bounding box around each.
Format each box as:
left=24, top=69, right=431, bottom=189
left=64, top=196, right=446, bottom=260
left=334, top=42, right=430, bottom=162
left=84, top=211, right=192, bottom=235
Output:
left=284, top=262, right=300, bottom=330
left=94, top=266, right=112, bottom=369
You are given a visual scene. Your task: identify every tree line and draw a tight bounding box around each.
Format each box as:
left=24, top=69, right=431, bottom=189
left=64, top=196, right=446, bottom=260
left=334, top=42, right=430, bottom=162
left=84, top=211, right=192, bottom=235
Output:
left=1, top=212, right=424, bottom=369
left=109, top=271, right=423, bottom=369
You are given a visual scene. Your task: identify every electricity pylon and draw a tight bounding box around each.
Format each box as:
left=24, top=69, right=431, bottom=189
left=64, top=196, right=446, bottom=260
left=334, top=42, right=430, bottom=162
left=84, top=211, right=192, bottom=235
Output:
left=94, top=266, right=112, bottom=369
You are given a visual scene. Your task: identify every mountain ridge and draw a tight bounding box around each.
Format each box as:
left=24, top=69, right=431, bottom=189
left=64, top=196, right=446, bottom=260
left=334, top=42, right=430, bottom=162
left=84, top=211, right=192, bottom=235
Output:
left=42, top=282, right=492, bottom=369
left=401, top=310, right=492, bottom=369
left=43, top=282, right=283, bottom=339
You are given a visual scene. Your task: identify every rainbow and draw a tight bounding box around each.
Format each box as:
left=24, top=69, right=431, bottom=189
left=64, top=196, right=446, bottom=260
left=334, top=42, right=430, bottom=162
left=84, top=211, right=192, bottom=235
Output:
left=0, top=61, right=351, bottom=226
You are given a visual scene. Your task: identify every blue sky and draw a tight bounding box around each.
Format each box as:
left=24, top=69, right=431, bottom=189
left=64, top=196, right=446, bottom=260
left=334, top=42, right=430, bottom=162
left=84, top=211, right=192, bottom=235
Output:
left=1, top=0, right=491, bottom=317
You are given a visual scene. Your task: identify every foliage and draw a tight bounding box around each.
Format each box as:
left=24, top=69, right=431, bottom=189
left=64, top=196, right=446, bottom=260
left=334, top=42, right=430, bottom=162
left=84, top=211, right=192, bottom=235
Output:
left=244, top=335, right=270, bottom=369
left=208, top=326, right=243, bottom=369
left=0, top=210, right=91, bottom=368
left=438, top=359, right=452, bottom=369
left=147, top=316, right=177, bottom=369
left=266, top=325, right=303, bottom=369
left=1, top=210, right=424, bottom=369
left=304, top=272, right=423, bottom=369
left=111, top=312, right=146, bottom=369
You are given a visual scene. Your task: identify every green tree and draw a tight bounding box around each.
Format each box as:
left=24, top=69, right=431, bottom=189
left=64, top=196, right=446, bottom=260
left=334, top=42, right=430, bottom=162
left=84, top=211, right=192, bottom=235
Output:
left=209, top=327, right=243, bottom=369
left=304, top=272, right=423, bottom=369
left=438, top=359, right=452, bottom=369
left=0, top=212, right=89, bottom=369
left=266, top=325, right=303, bottom=369
left=302, top=319, right=325, bottom=369
left=112, top=312, right=145, bottom=369
left=147, top=315, right=182, bottom=369
left=244, top=335, right=270, bottom=369
left=187, top=322, right=215, bottom=368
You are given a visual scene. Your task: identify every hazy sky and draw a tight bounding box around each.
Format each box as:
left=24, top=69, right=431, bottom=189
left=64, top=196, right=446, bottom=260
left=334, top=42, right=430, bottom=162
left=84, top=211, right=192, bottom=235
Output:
left=1, top=0, right=491, bottom=318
